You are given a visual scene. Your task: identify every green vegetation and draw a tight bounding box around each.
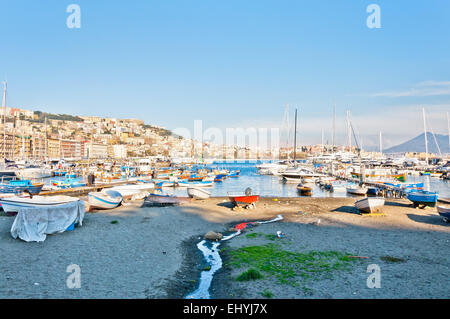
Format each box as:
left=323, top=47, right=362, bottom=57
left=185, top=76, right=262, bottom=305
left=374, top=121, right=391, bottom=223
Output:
left=110, top=220, right=118, bottom=224
left=34, top=111, right=83, bottom=122
left=235, top=268, right=264, bottom=282
left=245, top=232, right=262, bottom=239
left=261, top=289, right=274, bottom=298
left=380, top=256, right=406, bottom=263
left=228, top=244, right=357, bottom=286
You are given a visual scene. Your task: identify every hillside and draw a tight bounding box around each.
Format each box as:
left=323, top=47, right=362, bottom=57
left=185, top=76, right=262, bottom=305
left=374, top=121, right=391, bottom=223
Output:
left=384, top=132, right=449, bottom=154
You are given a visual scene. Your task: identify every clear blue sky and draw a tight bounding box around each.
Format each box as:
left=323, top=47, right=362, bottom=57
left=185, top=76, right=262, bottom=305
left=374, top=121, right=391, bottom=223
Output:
left=1, top=0, right=449, bottom=148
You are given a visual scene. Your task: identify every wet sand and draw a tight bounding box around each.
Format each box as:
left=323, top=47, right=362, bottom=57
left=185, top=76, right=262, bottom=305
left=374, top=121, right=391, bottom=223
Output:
left=0, top=197, right=448, bottom=298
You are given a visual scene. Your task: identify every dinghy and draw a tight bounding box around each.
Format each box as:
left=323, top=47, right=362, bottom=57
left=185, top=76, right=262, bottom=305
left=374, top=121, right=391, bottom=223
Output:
left=297, top=184, right=312, bottom=196
left=88, top=190, right=123, bottom=210
left=0, top=195, right=79, bottom=214
left=187, top=187, right=211, bottom=200
left=355, top=197, right=385, bottom=214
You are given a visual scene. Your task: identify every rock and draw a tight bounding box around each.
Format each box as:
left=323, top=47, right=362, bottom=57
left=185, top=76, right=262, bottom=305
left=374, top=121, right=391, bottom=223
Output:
left=204, top=231, right=223, bottom=241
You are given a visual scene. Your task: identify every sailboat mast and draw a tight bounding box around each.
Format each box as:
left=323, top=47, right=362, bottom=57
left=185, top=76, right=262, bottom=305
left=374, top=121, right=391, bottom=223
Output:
left=332, top=103, right=336, bottom=154
left=422, top=107, right=429, bottom=164
left=2, top=81, right=6, bottom=159
left=293, top=108, right=297, bottom=163
left=379, top=131, right=382, bottom=155
left=447, top=112, right=450, bottom=153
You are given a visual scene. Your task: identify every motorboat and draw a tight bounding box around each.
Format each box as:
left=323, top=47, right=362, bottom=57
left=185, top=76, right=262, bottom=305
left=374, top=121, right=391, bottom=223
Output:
left=187, top=187, right=211, bottom=200
left=297, top=184, right=312, bottom=196
left=0, top=180, right=44, bottom=195
left=355, top=197, right=385, bottom=214
left=88, top=190, right=123, bottom=209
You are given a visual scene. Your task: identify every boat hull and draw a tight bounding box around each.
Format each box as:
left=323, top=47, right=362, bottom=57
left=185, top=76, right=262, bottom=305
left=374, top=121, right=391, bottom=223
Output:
left=187, top=187, right=211, bottom=200
left=88, top=192, right=122, bottom=209
left=355, top=197, right=385, bottom=214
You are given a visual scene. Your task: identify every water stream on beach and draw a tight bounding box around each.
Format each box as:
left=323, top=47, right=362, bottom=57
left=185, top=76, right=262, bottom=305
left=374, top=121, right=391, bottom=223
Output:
left=185, top=215, right=283, bottom=299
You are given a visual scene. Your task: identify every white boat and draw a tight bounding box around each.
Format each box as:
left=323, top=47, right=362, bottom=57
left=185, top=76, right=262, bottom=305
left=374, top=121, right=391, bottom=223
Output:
left=109, top=184, right=154, bottom=198
left=187, top=187, right=211, bottom=200
left=16, top=167, right=52, bottom=179
left=281, top=167, right=325, bottom=182
left=346, top=185, right=368, bottom=195
left=355, top=197, right=385, bottom=213
left=0, top=195, right=79, bottom=214
left=88, top=190, right=122, bottom=209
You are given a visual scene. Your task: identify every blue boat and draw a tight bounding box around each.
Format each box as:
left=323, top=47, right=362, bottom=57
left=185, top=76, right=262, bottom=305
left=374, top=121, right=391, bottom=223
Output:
left=0, top=180, right=44, bottom=195
left=406, top=191, right=439, bottom=208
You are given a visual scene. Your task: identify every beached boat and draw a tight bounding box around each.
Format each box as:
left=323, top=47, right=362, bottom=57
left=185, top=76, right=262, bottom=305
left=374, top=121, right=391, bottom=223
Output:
left=355, top=197, right=385, bottom=214
left=0, top=195, right=79, bottom=214
left=88, top=190, right=123, bottom=209
left=407, top=191, right=439, bottom=208
left=228, top=193, right=260, bottom=208
left=187, top=187, right=211, bottom=200
left=0, top=180, right=44, bottom=195
left=437, top=206, right=450, bottom=222
left=143, top=194, right=183, bottom=207
left=346, top=185, right=368, bottom=196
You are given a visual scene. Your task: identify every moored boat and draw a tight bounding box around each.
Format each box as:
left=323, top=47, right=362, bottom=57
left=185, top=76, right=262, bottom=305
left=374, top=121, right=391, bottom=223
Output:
left=346, top=185, right=368, bottom=196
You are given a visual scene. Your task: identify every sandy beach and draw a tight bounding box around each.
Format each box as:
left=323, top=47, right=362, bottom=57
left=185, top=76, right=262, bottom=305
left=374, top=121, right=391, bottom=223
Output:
left=0, top=196, right=448, bottom=299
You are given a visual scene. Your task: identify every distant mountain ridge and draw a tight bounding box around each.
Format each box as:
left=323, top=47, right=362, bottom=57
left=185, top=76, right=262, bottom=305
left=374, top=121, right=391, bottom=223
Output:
left=385, top=132, right=450, bottom=154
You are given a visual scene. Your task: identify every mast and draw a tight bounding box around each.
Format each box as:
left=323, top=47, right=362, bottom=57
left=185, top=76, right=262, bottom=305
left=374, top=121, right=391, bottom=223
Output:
left=2, top=81, right=6, bottom=159
left=332, top=103, right=336, bottom=154
left=293, top=108, right=297, bottom=165
left=422, top=107, right=428, bottom=165
left=447, top=112, right=450, bottom=153
left=321, top=129, right=324, bottom=155
left=346, top=109, right=352, bottom=152
left=379, top=131, right=382, bottom=156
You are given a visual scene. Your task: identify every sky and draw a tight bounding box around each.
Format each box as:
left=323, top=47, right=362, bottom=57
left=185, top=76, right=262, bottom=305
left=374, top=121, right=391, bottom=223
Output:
left=0, top=0, right=449, bottom=150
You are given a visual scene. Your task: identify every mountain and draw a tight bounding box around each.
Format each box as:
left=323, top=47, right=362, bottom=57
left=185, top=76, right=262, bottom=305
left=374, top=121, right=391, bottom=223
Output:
left=384, top=133, right=450, bottom=154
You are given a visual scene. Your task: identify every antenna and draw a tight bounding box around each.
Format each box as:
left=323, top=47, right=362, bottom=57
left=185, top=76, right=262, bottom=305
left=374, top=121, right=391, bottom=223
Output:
left=422, top=107, right=428, bottom=164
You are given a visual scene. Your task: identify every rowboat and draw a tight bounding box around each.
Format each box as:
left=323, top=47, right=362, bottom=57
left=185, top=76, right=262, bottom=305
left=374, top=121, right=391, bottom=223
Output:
left=355, top=197, right=385, bottom=214
left=297, top=184, right=312, bottom=196
left=187, top=187, right=211, bottom=200
left=0, top=180, right=44, bottom=195
left=407, top=191, right=439, bottom=208
left=143, top=194, right=184, bottom=207
left=0, top=195, right=79, bottom=214
left=346, top=186, right=368, bottom=196
left=437, top=206, right=450, bottom=222
left=88, top=190, right=123, bottom=209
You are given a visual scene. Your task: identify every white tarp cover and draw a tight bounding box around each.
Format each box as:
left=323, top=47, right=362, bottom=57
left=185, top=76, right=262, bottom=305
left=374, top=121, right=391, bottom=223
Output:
left=10, top=200, right=85, bottom=242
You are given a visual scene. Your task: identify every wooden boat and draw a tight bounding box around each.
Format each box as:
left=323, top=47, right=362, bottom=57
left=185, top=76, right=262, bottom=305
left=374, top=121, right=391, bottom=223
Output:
left=187, top=187, right=211, bottom=200
left=355, top=197, right=385, bottom=214
left=0, top=180, right=44, bottom=195
left=297, top=184, right=312, bottom=196
left=407, top=191, right=439, bottom=208
left=143, top=194, right=183, bottom=207
left=346, top=186, right=368, bottom=196
left=88, top=190, right=122, bottom=209
left=0, top=195, right=79, bottom=214
left=437, top=206, right=450, bottom=222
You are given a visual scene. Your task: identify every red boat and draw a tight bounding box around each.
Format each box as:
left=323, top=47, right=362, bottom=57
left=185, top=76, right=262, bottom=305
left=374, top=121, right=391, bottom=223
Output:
left=228, top=195, right=260, bottom=206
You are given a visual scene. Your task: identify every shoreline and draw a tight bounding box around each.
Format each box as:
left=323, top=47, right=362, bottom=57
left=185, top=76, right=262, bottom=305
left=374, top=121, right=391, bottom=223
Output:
left=0, top=196, right=448, bottom=299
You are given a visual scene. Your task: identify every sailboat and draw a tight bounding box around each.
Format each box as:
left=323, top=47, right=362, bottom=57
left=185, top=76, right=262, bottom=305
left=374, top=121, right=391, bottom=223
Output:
left=406, top=108, right=439, bottom=208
